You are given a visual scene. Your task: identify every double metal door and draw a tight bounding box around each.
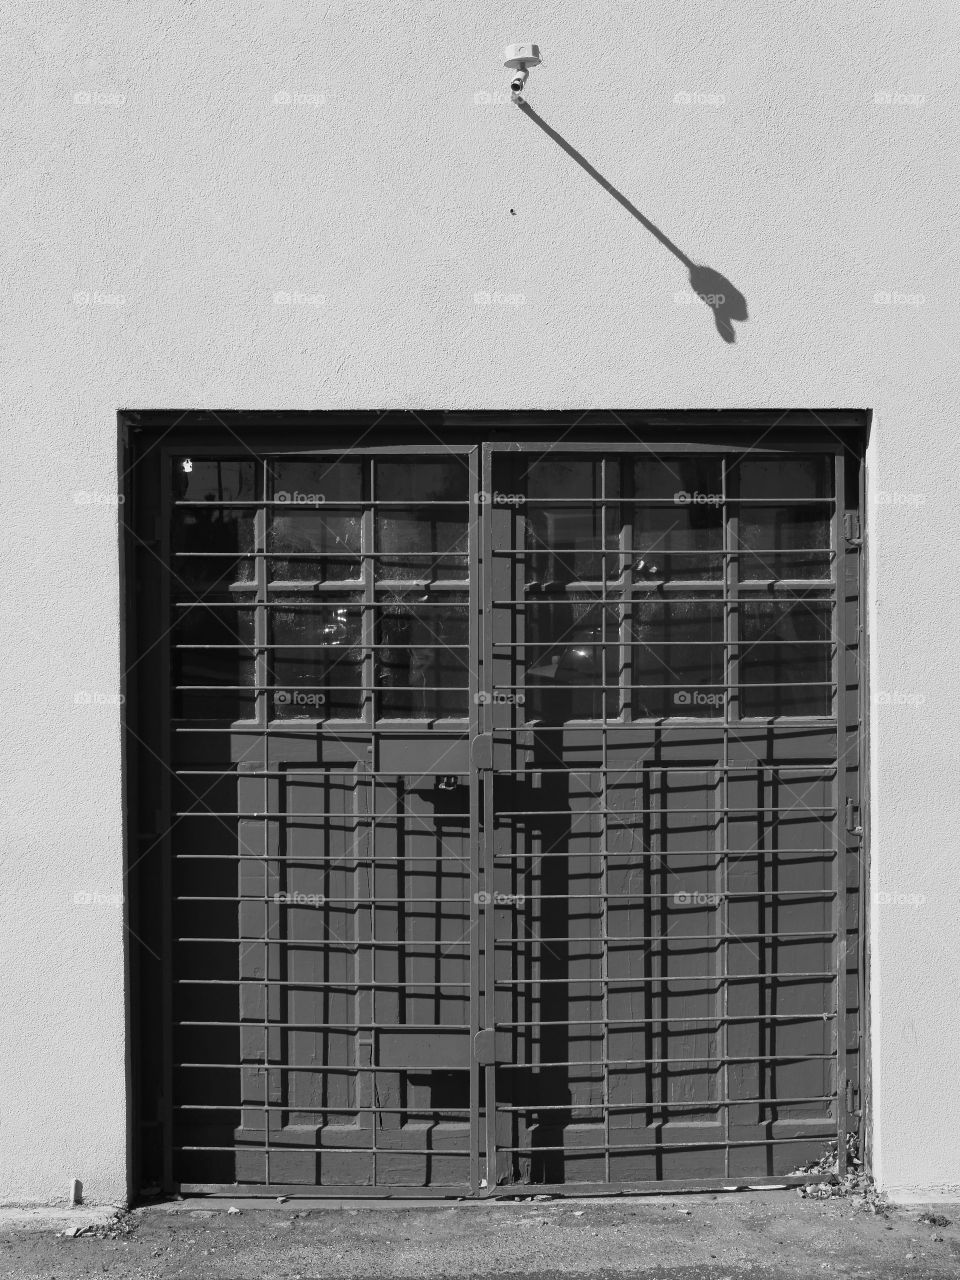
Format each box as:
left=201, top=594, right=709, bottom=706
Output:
left=136, top=426, right=863, bottom=1194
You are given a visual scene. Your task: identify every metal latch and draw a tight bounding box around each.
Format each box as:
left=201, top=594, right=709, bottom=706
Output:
left=845, top=798, right=863, bottom=838
left=471, top=733, right=493, bottom=770
left=473, top=1029, right=496, bottom=1065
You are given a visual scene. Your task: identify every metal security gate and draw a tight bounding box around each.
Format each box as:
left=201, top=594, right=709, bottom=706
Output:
left=127, top=412, right=866, bottom=1196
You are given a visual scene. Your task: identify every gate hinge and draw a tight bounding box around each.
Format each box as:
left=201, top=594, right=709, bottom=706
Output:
left=845, top=797, right=863, bottom=840
left=844, top=513, right=862, bottom=547
left=471, top=733, right=493, bottom=771
left=473, top=1029, right=496, bottom=1065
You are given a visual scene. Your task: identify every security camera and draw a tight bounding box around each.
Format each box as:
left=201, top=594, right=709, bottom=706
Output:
left=504, top=43, right=541, bottom=99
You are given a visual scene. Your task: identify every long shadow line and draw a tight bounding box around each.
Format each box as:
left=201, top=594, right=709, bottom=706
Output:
left=515, top=100, right=748, bottom=344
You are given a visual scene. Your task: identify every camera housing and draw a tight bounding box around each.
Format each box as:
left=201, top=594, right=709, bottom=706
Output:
left=504, top=43, right=541, bottom=98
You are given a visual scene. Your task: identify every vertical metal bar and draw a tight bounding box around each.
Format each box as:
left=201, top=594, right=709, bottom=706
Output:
left=364, top=458, right=378, bottom=1187
left=833, top=449, right=848, bottom=1177
left=354, top=757, right=374, bottom=1186
left=599, top=454, right=610, bottom=1183
left=854, top=443, right=867, bottom=1161
left=362, top=460, right=376, bottom=726
left=468, top=444, right=482, bottom=1194
left=720, top=454, right=733, bottom=1178
left=159, top=452, right=175, bottom=1193
left=370, top=762, right=379, bottom=1189
left=481, top=443, right=497, bottom=1191
left=619, top=460, right=633, bottom=725
left=256, top=460, right=271, bottom=1185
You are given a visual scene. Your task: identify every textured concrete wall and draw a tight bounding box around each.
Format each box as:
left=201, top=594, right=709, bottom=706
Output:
left=3, top=0, right=957, bottom=1202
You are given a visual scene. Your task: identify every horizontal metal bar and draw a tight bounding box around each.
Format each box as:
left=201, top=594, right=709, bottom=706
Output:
left=493, top=544, right=838, bottom=555
left=173, top=847, right=838, bottom=859
left=175, top=808, right=833, bottom=820
left=494, top=931, right=837, bottom=945
left=175, top=1144, right=470, bottom=1155
left=174, top=1174, right=825, bottom=1198
left=494, top=1052, right=835, bottom=1069
left=495, top=971, right=836, bottom=985
left=174, top=499, right=473, bottom=508
left=174, top=582, right=469, bottom=596
left=489, top=590, right=835, bottom=603
left=491, top=849, right=837, bottom=860
left=175, top=769, right=480, bottom=778
left=178, top=1182, right=474, bottom=1197
left=176, top=855, right=475, bottom=864
left=497, top=1133, right=834, bottom=1156
left=174, top=765, right=836, bottom=778
left=178, top=1021, right=469, bottom=1031
left=181, top=942, right=473, bottom=952
left=173, top=1093, right=835, bottom=1115
left=174, top=684, right=470, bottom=693
left=176, top=1103, right=471, bottom=1114
left=172, top=580, right=835, bottom=597
left=174, top=813, right=471, bottom=820
left=174, top=1044, right=835, bottom=1070
left=491, top=683, right=837, bottom=692
left=494, top=1012, right=836, bottom=1028
left=177, top=889, right=835, bottom=902
left=176, top=1011, right=833, bottom=1029
left=175, top=643, right=470, bottom=651
left=178, top=932, right=836, bottom=949
left=176, top=1061, right=463, bottom=1072
left=178, top=979, right=471, bottom=988
left=491, top=808, right=835, bottom=818
left=178, top=971, right=835, bottom=990
left=172, top=496, right=834, bottom=508
left=171, top=718, right=839, bottom=732
left=492, top=805, right=834, bottom=815
left=496, top=1095, right=835, bottom=1113
left=492, top=640, right=835, bottom=649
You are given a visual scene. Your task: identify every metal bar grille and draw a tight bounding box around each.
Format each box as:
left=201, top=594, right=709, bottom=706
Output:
left=127, top=420, right=864, bottom=1196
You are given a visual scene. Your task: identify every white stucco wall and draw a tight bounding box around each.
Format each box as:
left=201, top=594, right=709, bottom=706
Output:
left=3, top=0, right=957, bottom=1203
